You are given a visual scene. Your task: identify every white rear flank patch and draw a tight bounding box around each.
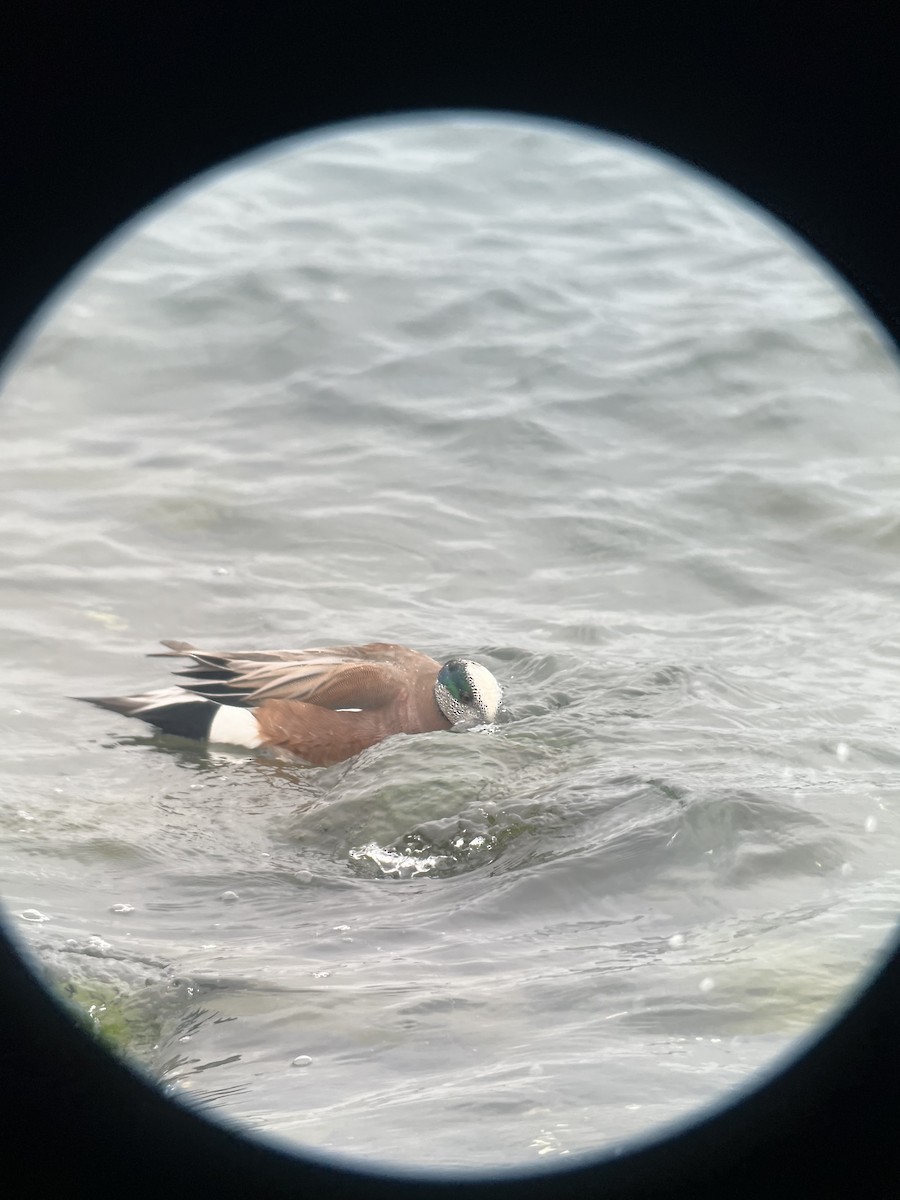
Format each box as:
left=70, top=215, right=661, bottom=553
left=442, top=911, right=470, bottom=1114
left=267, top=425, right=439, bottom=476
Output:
left=335, top=707, right=362, bottom=712
left=209, top=704, right=262, bottom=748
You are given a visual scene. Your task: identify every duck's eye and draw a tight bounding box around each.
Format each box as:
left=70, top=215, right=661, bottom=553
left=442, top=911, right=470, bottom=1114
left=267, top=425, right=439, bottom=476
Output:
left=458, top=688, right=474, bottom=703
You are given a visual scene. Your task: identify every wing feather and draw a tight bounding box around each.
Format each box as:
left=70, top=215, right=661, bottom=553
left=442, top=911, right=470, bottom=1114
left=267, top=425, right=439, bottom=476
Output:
left=148, top=641, right=439, bottom=711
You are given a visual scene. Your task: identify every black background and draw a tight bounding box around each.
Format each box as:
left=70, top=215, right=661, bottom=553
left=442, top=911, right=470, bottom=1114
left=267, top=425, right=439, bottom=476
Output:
left=2, top=3, right=899, bottom=1197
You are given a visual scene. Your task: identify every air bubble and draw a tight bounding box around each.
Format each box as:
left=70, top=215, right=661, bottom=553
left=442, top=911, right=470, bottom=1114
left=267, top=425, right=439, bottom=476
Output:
left=19, top=909, right=49, bottom=923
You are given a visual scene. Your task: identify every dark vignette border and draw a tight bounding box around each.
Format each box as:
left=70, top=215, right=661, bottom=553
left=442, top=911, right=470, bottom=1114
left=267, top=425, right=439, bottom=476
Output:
left=1, top=3, right=898, bottom=1198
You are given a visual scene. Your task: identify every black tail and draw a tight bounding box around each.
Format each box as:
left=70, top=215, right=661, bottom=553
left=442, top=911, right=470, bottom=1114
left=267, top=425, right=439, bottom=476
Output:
left=77, top=690, right=218, bottom=742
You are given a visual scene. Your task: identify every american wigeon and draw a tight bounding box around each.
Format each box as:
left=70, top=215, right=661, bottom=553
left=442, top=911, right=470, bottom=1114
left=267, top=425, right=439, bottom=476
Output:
left=80, top=640, right=504, bottom=767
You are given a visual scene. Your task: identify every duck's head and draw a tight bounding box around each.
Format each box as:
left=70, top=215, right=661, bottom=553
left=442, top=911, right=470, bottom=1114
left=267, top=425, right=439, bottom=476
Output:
left=435, top=658, right=503, bottom=727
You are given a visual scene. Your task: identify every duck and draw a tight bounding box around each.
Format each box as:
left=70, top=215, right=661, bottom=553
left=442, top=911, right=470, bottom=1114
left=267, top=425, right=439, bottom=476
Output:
left=79, top=640, right=504, bottom=767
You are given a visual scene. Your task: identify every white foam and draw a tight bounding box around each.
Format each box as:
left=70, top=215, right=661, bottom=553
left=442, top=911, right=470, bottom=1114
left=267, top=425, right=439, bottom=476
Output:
left=209, top=705, right=262, bottom=748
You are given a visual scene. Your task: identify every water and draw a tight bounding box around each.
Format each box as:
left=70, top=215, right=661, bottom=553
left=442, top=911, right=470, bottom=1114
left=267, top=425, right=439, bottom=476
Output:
left=1, top=114, right=899, bottom=1173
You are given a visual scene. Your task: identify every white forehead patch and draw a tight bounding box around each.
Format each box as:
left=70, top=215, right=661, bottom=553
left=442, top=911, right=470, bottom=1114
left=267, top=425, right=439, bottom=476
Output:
left=463, top=661, right=503, bottom=719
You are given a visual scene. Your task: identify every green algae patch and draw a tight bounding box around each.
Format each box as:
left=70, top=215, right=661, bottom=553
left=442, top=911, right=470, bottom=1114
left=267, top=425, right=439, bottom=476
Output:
left=55, top=977, right=163, bottom=1061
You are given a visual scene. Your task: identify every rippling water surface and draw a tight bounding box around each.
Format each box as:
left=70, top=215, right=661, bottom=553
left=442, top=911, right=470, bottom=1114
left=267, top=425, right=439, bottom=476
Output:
left=2, top=115, right=899, bottom=1171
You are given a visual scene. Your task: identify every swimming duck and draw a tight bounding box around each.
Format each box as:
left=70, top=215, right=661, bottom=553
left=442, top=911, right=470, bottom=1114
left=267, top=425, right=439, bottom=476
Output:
left=80, top=640, right=503, bottom=767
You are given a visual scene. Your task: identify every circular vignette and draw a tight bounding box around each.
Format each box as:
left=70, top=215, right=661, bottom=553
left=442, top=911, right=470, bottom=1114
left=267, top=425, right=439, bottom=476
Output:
left=2, top=5, right=899, bottom=1200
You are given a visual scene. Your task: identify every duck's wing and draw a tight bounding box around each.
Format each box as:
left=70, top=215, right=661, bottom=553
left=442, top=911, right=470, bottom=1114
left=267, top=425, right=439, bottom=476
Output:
left=151, top=641, right=440, bottom=711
